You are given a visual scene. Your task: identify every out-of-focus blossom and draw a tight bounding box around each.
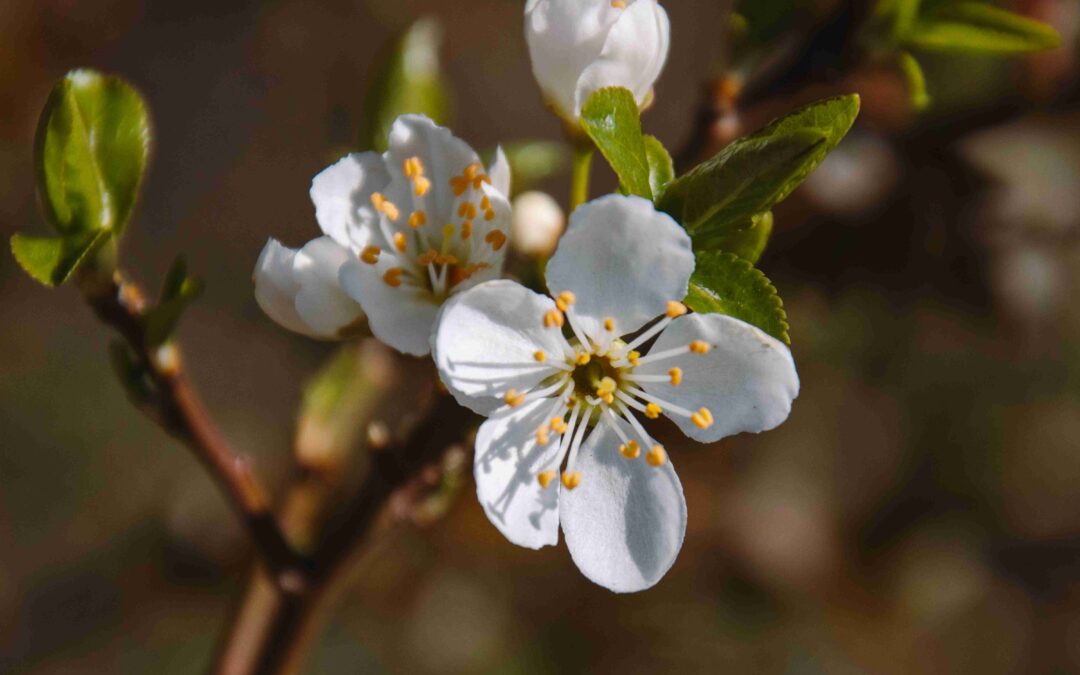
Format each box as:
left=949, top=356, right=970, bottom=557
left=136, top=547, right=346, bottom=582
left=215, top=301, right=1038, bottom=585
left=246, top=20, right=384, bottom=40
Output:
left=511, top=190, right=565, bottom=256
left=525, top=0, right=670, bottom=121
left=255, top=115, right=512, bottom=355
left=433, top=195, right=799, bottom=592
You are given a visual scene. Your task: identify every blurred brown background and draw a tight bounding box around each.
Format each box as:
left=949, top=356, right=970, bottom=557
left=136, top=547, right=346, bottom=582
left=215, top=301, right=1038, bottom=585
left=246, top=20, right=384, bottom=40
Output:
left=3, top=0, right=1080, bottom=672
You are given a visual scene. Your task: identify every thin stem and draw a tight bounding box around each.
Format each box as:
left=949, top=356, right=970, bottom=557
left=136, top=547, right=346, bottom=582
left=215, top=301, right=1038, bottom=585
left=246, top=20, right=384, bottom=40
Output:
left=77, top=269, right=309, bottom=589
left=570, top=142, right=593, bottom=212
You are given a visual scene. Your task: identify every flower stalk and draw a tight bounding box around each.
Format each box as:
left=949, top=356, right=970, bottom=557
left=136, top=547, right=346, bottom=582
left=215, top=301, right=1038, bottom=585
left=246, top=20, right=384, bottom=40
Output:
left=570, top=142, right=594, bottom=211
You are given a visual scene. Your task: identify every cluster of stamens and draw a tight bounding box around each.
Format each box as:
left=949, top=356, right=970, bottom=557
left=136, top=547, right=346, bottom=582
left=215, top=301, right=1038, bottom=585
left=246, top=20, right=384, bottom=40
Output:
left=506, top=294, right=716, bottom=492
left=357, top=156, right=506, bottom=297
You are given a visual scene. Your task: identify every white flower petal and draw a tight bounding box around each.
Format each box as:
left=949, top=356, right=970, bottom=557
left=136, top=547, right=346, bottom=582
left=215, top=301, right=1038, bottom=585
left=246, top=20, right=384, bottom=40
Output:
left=574, top=0, right=670, bottom=113
left=560, top=417, right=686, bottom=592
left=488, top=145, right=512, bottom=199
left=253, top=238, right=312, bottom=336
left=525, top=0, right=624, bottom=119
left=474, top=398, right=563, bottom=550
left=637, top=313, right=800, bottom=443
left=310, top=152, right=390, bottom=251
left=292, top=237, right=365, bottom=337
left=339, top=257, right=438, bottom=356
left=385, top=114, right=483, bottom=229
left=545, top=194, right=693, bottom=341
left=433, top=279, right=571, bottom=415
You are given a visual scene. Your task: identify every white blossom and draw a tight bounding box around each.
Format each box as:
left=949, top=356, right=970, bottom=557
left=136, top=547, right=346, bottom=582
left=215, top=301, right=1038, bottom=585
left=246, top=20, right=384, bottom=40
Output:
left=254, top=115, right=512, bottom=354
left=433, top=195, right=799, bottom=592
left=525, top=0, right=670, bottom=121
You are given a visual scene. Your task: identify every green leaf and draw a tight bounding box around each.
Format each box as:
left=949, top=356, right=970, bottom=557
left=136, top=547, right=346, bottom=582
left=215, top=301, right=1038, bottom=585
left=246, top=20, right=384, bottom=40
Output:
left=906, top=3, right=1061, bottom=54
left=685, top=251, right=789, bottom=344
left=644, top=135, right=674, bottom=202
left=495, top=141, right=568, bottom=196
left=35, top=69, right=151, bottom=238
left=709, top=211, right=774, bottom=264
left=144, top=257, right=203, bottom=346
left=898, top=51, right=931, bottom=110
left=10, top=230, right=108, bottom=287
left=361, top=18, right=451, bottom=152
left=580, top=87, right=652, bottom=199
left=108, top=340, right=153, bottom=404
left=658, top=94, right=859, bottom=250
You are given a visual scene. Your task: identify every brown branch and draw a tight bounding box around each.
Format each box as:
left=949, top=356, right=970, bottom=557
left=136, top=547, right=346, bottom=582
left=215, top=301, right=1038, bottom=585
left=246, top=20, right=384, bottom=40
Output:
left=77, top=268, right=310, bottom=590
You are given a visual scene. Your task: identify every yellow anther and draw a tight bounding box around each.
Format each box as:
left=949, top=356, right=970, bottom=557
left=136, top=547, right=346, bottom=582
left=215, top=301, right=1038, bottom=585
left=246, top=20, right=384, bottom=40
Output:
left=450, top=175, right=470, bottom=196
left=537, top=470, right=557, bottom=488
left=604, top=317, right=615, bottom=332
left=543, top=309, right=565, bottom=328
left=645, top=402, right=662, bottom=419
left=561, top=471, right=582, bottom=490
left=668, top=367, right=683, bottom=386
left=484, top=209, right=496, bottom=221
left=403, top=156, right=423, bottom=178
left=620, top=440, right=641, bottom=459
left=480, top=195, right=491, bottom=211
left=370, top=192, right=385, bottom=209
left=690, top=340, right=711, bottom=354
left=458, top=202, right=477, bottom=219
left=504, top=389, right=527, bottom=407
left=417, top=249, right=439, bottom=266
left=575, top=352, right=592, bottom=366
left=408, top=210, right=427, bottom=228
left=646, top=445, right=668, bottom=467
left=628, top=351, right=641, bottom=366
left=442, top=223, right=455, bottom=241
left=691, top=407, right=714, bottom=429
left=600, top=392, right=614, bottom=405
left=534, top=350, right=547, bottom=363
left=550, top=417, right=568, bottom=434
left=435, top=254, right=458, bottom=266
left=536, top=426, right=550, bottom=446
left=359, top=245, right=381, bottom=265
left=666, top=301, right=689, bottom=318
left=460, top=221, right=473, bottom=239
left=414, top=175, right=432, bottom=196
left=474, top=174, right=492, bottom=189
left=464, top=163, right=482, bottom=180
left=382, top=267, right=404, bottom=288
left=597, top=377, right=617, bottom=395
left=555, top=291, right=577, bottom=312
left=485, top=230, right=507, bottom=251
left=612, top=0, right=627, bottom=7
left=393, top=232, right=407, bottom=252
left=371, top=192, right=400, bottom=221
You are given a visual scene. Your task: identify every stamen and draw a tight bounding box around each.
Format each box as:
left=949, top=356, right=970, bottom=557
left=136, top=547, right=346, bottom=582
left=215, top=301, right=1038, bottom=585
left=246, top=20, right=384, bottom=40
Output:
left=370, top=193, right=400, bottom=221
left=460, top=221, right=473, bottom=239
left=504, top=389, right=527, bottom=407
left=464, top=163, right=482, bottom=181
left=551, top=417, right=568, bottom=434
left=620, top=440, right=641, bottom=459
left=382, top=267, right=404, bottom=287
left=484, top=209, right=496, bottom=221
left=612, top=0, right=627, bottom=8
left=628, top=351, right=641, bottom=366
left=442, top=223, right=455, bottom=242
left=370, top=192, right=385, bottom=209
left=575, top=352, right=591, bottom=366
left=450, top=176, right=470, bottom=196
left=561, top=471, right=582, bottom=490
left=458, top=202, right=477, bottom=219
left=555, top=291, right=576, bottom=312
left=543, top=309, right=564, bottom=328
left=417, top=249, right=438, bottom=266
left=414, top=176, right=431, bottom=196
left=392, top=232, right=407, bottom=252
left=537, top=470, right=557, bottom=488
left=666, top=301, right=688, bottom=318
left=403, top=156, right=424, bottom=178
left=534, top=350, right=546, bottom=363
left=596, top=377, right=617, bottom=396
left=622, top=384, right=696, bottom=417
left=690, top=340, right=711, bottom=354
left=480, top=196, right=491, bottom=211
left=604, top=317, right=615, bottom=332
left=408, top=210, right=427, bottom=228
left=645, top=402, right=662, bottom=419
left=536, top=425, right=550, bottom=446
left=669, top=367, right=683, bottom=385
left=360, top=245, right=381, bottom=265
left=435, top=254, right=458, bottom=266
left=485, top=230, right=507, bottom=251
left=646, top=445, right=668, bottom=467
left=691, top=407, right=714, bottom=429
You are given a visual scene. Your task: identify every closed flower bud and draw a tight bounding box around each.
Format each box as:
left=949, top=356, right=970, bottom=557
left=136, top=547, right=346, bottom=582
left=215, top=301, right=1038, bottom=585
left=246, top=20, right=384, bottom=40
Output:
left=525, top=0, right=670, bottom=122
left=511, top=191, right=565, bottom=256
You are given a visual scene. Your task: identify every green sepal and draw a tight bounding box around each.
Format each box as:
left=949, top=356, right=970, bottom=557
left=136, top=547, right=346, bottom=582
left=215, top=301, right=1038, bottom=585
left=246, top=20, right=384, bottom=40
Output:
left=685, top=250, right=790, bottom=344
left=580, top=87, right=652, bottom=199
left=143, top=256, right=203, bottom=347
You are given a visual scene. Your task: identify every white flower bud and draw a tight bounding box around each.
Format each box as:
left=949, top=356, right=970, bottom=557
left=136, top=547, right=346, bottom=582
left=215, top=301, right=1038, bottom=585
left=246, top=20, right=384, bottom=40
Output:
left=511, top=191, right=565, bottom=256
left=525, top=0, right=670, bottom=122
